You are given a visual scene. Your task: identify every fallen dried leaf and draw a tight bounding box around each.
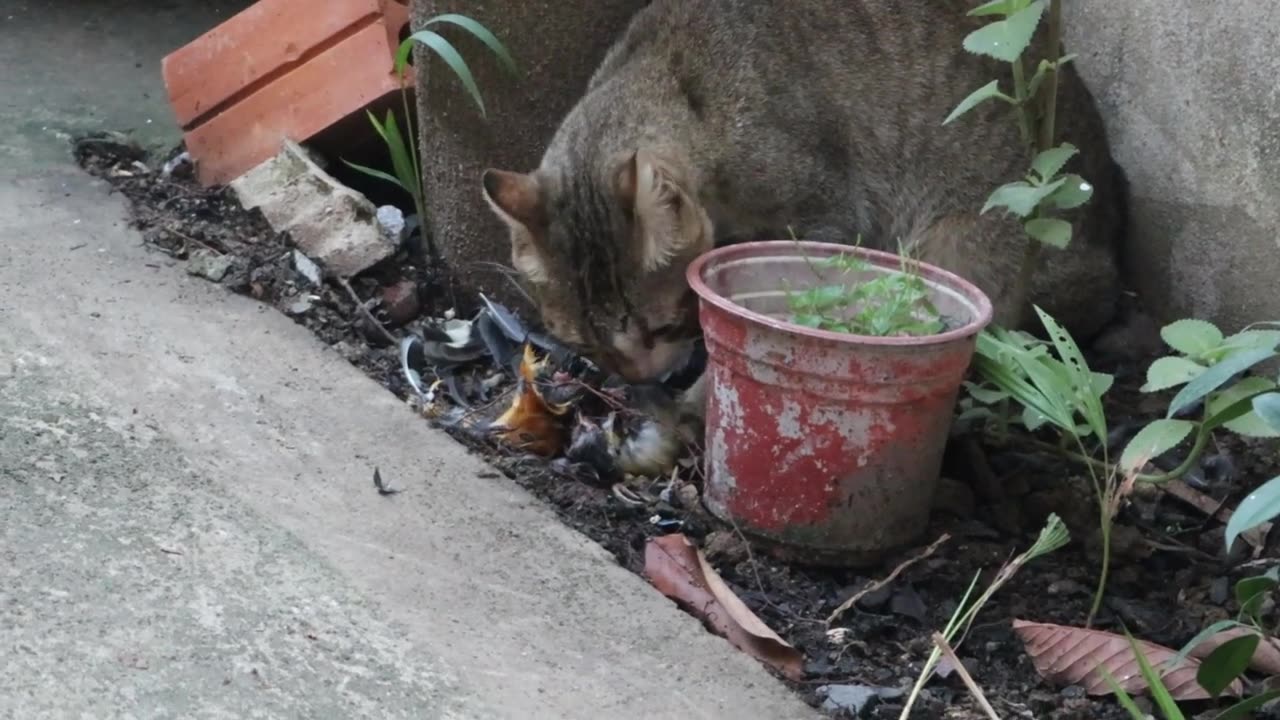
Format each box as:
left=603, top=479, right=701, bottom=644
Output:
left=1191, top=627, right=1280, bottom=677
left=490, top=344, right=571, bottom=457
left=644, top=533, right=804, bottom=680
left=1013, top=620, right=1243, bottom=700
left=372, top=466, right=400, bottom=496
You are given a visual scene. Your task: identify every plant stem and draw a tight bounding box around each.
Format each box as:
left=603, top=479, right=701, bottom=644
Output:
left=1010, top=428, right=1211, bottom=485
left=1007, top=0, right=1063, bottom=330
left=1039, top=0, right=1063, bottom=153
left=1008, top=239, right=1043, bottom=329
left=1087, top=507, right=1110, bottom=627
left=398, top=75, right=434, bottom=265
left=1010, top=58, right=1033, bottom=149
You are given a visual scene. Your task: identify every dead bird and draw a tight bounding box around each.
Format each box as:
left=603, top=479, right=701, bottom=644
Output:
left=488, top=344, right=573, bottom=457
left=566, top=383, right=697, bottom=481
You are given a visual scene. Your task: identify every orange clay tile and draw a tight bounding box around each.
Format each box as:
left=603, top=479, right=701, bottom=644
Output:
left=162, top=0, right=410, bottom=187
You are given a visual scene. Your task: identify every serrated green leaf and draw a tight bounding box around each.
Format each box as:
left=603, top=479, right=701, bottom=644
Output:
left=1214, top=329, right=1280, bottom=360
left=1235, top=574, right=1278, bottom=621
left=1162, top=319, right=1225, bottom=358
left=1120, top=419, right=1195, bottom=471
left=1141, top=356, right=1207, bottom=392
left=983, top=179, right=1066, bottom=217
left=962, top=0, right=1046, bottom=62
left=1046, top=174, right=1094, bottom=210
left=1031, top=143, right=1079, bottom=182
left=1025, top=218, right=1073, bottom=249
left=1204, top=379, right=1276, bottom=432
left=1253, top=392, right=1280, bottom=431
left=1224, top=411, right=1280, bottom=438
left=944, top=80, right=1014, bottom=125
left=1225, top=474, right=1280, bottom=551
left=1197, top=634, right=1258, bottom=699
left=1168, top=347, right=1279, bottom=417
left=1204, top=377, right=1280, bottom=436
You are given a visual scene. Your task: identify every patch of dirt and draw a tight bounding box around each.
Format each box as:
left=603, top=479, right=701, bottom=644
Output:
left=78, top=135, right=1280, bottom=720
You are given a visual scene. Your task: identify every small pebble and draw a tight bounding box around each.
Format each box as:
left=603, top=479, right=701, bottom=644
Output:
left=1210, top=576, right=1231, bottom=605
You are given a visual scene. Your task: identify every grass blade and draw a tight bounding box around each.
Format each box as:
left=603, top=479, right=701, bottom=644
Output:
left=1125, top=629, right=1187, bottom=719
left=342, top=159, right=409, bottom=193
left=1100, top=667, right=1151, bottom=720
left=420, top=13, right=518, bottom=76
left=379, top=111, right=418, bottom=193
left=402, top=30, right=488, bottom=117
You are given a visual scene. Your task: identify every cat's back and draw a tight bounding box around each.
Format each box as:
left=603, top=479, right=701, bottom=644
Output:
left=575, top=0, right=1116, bottom=232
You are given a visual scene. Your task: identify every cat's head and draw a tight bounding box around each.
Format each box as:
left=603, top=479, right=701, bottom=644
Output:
left=482, top=149, right=713, bottom=383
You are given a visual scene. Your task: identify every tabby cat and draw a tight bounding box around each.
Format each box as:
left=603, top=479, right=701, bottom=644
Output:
left=481, top=0, right=1125, bottom=401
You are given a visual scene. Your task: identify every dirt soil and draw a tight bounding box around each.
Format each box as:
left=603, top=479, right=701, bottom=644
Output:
left=77, top=136, right=1280, bottom=720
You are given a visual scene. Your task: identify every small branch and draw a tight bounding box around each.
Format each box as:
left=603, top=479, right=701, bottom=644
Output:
left=827, top=533, right=950, bottom=624
left=339, top=278, right=398, bottom=346
left=932, top=633, right=1002, bottom=720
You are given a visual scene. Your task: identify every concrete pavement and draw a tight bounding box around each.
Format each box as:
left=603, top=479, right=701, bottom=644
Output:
left=0, top=2, right=818, bottom=718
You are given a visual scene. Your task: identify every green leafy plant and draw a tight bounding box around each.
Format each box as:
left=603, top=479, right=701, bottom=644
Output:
left=785, top=234, right=946, bottom=338
left=962, top=307, right=1121, bottom=625
left=899, top=515, right=1070, bottom=720
left=1119, top=320, right=1280, bottom=553
left=1167, top=565, right=1280, bottom=700
left=965, top=314, right=1280, bottom=624
left=343, top=14, right=517, bottom=261
left=945, top=0, right=1085, bottom=327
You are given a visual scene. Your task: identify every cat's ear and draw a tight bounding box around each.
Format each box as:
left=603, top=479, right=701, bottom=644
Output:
left=614, top=149, right=708, bottom=271
left=482, top=169, right=550, bottom=282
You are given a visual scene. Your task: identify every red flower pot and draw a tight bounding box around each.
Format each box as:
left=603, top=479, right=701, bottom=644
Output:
left=686, top=241, right=993, bottom=567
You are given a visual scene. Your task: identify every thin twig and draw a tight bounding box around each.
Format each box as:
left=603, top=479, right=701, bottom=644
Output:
left=932, top=632, right=1002, bottom=720
left=339, top=278, right=398, bottom=346
left=827, top=533, right=951, bottom=625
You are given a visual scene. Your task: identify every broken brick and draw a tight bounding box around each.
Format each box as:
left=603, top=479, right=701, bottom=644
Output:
left=162, top=0, right=410, bottom=187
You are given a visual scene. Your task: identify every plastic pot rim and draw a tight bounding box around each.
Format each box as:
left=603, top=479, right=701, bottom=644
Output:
left=686, top=240, right=995, bottom=348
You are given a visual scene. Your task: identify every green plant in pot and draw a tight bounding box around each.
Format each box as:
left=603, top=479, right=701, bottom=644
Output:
left=685, top=237, right=994, bottom=567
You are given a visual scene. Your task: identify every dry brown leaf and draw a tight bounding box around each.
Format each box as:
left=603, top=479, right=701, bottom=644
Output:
left=644, top=533, right=804, bottom=680
left=1190, top=627, right=1280, bottom=677
left=1013, top=620, right=1243, bottom=700
left=490, top=344, right=571, bottom=457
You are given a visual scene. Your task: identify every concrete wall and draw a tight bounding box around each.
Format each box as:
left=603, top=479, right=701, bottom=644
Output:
left=1064, top=2, right=1280, bottom=331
